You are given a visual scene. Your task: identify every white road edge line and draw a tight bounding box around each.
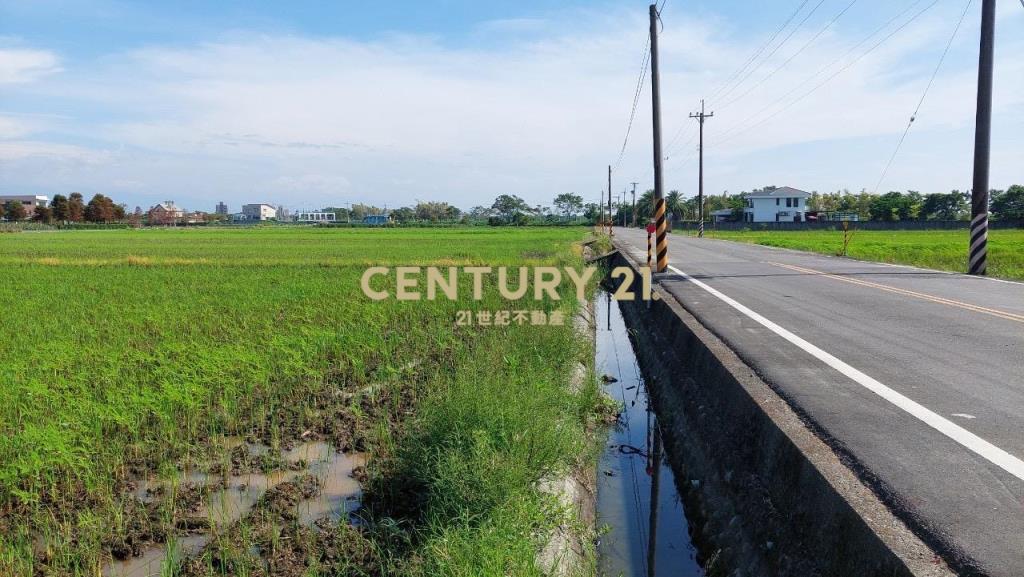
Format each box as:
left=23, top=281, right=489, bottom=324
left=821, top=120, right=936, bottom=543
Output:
left=666, top=263, right=1024, bottom=482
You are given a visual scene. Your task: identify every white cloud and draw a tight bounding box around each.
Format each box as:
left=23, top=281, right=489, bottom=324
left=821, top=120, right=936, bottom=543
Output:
left=1, top=3, right=1022, bottom=209
left=0, top=48, right=61, bottom=84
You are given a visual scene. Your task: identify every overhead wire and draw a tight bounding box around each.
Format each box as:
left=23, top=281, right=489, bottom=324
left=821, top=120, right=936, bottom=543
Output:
left=713, top=0, right=827, bottom=108
left=613, top=0, right=667, bottom=173
left=707, top=0, right=812, bottom=105
left=613, top=32, right=651, bottom=172
left=712, top=0, right=939, bottom=148
left=664, top=0, right=811, bottom=159
left=719, top=0, right=860, bottom=111
left=873, top=0, right=974, bottom=194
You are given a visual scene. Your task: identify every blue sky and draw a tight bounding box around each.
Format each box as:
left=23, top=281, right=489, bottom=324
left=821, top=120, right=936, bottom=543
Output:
left=1, top=0, right=1022, bottom=211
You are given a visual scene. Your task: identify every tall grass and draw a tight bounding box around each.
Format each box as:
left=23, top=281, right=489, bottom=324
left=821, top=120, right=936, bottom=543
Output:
left=0, top=227, right=595, bottom=576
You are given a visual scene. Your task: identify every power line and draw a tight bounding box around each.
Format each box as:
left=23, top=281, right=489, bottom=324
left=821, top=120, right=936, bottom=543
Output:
left=664, top=0, right=810, bottom=158
left=719, top=0, right=860, bottom=111
left=873, top=0, right=974, bottom=194
left=713, top=0, right=939, bottom=147
left=707, top=0, right=811, bottom=104
left=613, top=32, right=652, bottom=172
left=712, top=0, right=930, bottom=144
left=713, top=0, right=827, bottom=108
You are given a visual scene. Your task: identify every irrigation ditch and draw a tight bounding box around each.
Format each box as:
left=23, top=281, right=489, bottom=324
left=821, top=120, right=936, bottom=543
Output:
left=593, top=248, right=955, bottom=577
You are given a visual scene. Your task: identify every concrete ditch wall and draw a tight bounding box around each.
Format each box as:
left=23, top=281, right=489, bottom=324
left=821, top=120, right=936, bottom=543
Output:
left=603, top=249, right=954, bottom=577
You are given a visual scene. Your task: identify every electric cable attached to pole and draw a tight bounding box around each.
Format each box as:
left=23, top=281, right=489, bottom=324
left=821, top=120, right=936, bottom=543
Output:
left=649, top=3, right=667, bottom=273
left=873, top=0, right=974, bottom=195
left=689, top=100, right=713, bottom=238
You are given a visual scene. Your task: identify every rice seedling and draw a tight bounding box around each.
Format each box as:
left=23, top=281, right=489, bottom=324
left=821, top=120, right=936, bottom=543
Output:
left=0, top=227, right=600, bottom=576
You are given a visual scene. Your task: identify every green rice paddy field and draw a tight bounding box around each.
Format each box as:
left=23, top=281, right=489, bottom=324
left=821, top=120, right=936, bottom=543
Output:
left=703, top=229, right=1024, bottom=280
left=0, top=227, right=603, bottom=577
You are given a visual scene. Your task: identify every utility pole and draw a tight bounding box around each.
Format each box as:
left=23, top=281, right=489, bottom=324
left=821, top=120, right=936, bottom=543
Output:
left=649, top=4, right=667, bottom=272
left=689, top=99, right=714, bottom=238
left=608, top=165, right=613, bottom=236
left=969, top=0, right=995, bottom=275
left=631, top=182, right=638, bottom=227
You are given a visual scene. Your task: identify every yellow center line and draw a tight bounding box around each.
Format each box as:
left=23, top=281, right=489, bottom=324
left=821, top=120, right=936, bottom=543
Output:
left=767, top=261, right=1024, bottom=325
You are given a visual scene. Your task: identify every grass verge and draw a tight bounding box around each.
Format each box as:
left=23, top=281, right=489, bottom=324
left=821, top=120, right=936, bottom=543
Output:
left=702, top=228, right=1024, bottom=280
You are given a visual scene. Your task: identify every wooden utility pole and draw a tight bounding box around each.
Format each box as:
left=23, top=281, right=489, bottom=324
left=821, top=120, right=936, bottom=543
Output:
left=608, top=165, right=613, bottom=236
left=649, top=4, right=667, bottom=272
left=689, top=99, right=713, bottom=238
left=969, top=0, right=995, bottom=275
left=631, top=182, right=638, bottom=227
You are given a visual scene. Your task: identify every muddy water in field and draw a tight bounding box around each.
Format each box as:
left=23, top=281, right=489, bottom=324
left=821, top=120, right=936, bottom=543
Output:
left=595, top=291, right=703, bottom=577
left=102, top=440, right=365, bottom=577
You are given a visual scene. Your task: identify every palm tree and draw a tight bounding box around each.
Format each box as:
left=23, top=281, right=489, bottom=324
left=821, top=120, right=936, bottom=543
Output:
left=637, top=189, right=655, bottom=222
left=666, top=190, right=684, bottom=221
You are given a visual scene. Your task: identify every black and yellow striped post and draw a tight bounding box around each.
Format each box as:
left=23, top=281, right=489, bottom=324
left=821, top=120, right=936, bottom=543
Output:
left=654, top=198, right=667, bottom=272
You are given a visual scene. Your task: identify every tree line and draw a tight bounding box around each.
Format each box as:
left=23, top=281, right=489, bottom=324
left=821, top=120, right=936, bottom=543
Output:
left=1, top=193, right=128, bottom=224
left=606, top=185, right=1024, bottom=224
left=6, top=185, right=1021, bottom=227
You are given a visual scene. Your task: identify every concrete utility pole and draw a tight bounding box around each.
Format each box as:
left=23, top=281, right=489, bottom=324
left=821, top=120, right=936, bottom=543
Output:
left=608, top=165, right=614, bottom=236
left=969, top=0, right=995, bottom=275
left=690, top=99, right=714, bottom=238
left=631, top=182, right=638, bottom=227
left=649, top=4, right=667, bottom=272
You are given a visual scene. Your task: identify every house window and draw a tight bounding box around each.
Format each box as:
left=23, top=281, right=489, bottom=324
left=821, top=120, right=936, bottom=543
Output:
left=775, top=198, right=780, bottom=206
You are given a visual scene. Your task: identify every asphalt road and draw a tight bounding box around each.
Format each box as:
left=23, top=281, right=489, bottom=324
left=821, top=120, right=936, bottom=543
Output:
left=612, top=227, right=1024, bottom=577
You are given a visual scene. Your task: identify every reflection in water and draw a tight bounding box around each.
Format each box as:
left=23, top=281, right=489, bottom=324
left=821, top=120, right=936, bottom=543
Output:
left=596, top=291, right=703, bottom=577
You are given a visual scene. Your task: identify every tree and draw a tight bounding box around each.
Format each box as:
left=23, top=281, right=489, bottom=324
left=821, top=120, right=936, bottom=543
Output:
left=33, top=205, right=53, bottom=224
left=67, top=193, right=85, bottom=222
left=391, top=206, right=416, bottom=223
left=665, top=190, right=684, bottom=221
left=467, top=206, right=492, bottom=221
left=0, top=202, right=4, bottom=220
left=415, top=201, right=456, bottom=222
left=921, top=191, right=967, bottom=220
left=991, top=184, right=1024, bottom=220
left=50, top=194, right=69, bottom=222
left=3, top=200, right=27, bottom=221
left=868, top=192, right=916, bottom=221
left=553, top=193, right=583, bottom=218
left=85, top=194, right=117, bottom=223
left=491, top=194, right=529, bottom=223
left=636, top=190, right=655, bottom=222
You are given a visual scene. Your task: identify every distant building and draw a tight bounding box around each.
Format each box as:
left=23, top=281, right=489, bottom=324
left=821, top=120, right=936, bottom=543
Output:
left=215, top=202, right=229, bottom=216
left=185, top=211, right=208, bottom=224
left=742, top=186, right=810, bottom=223
left=710, top=208, right=735, bottom=223
left=276, top=206, right=290, bottom=222
left=241, top=203, right=277, bottom=221
left=293, top=211, right=337, bottom=223
left=363, top=214, right=391, bottom=226
left=818, top=211, right=860, bottom=222
left=0, top=195, right=49, bottom=219
left=148, top=201, right=185, bottom=225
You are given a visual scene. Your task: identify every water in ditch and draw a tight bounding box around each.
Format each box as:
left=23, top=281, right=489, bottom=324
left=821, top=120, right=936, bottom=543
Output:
left=596, top=290, right=703, bottom=577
